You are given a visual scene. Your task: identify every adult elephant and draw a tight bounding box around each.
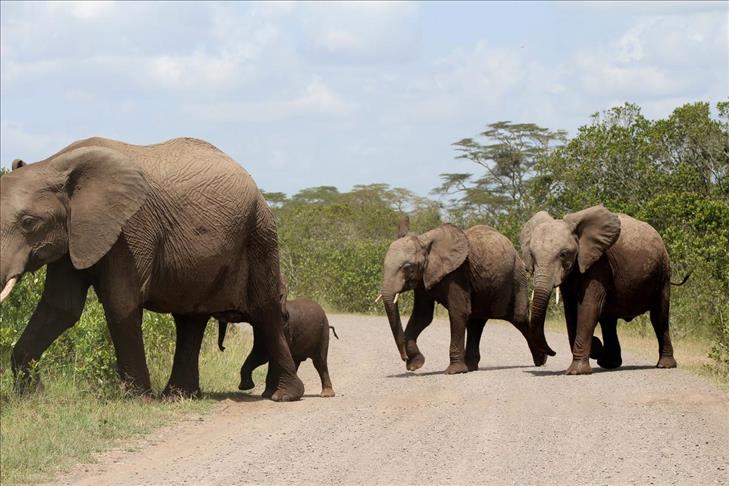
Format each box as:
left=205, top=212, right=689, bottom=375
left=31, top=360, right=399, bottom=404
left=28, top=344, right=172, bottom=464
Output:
left=520, top=205, right=683, bottom=375
left=378, top=219, right=554, bottom=374
left=0, top=137, right=304, bottom=401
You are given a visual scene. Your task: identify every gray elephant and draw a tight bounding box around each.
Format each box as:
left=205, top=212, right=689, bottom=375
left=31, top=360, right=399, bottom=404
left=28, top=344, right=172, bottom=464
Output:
left=218, top=298, right=338, bottom=397
left=520, top=205, right=686, bottom=375
left=378, top=219, right=554, bottom=374
left=0, top=137, right=304, bottom=401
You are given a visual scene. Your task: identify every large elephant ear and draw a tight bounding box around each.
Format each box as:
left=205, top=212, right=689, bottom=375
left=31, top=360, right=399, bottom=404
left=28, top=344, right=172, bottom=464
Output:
left=519, top=211, right=554, bottom=272
left=563, top=205, right=621, bottom=273
left=52, top=146, right=150, bottom=270
left=418, top=224, right=469, bottom=290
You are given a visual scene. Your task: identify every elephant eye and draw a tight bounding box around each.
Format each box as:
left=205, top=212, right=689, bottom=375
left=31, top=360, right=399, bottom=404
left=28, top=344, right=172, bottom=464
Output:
left=19, top=215, right=37, bottom=231
left=559, top=249, right=569, bottom=259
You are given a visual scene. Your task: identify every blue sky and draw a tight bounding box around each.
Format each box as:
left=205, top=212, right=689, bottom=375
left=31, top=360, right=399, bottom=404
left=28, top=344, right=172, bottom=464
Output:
left=1, top=1, right=727, bottom=196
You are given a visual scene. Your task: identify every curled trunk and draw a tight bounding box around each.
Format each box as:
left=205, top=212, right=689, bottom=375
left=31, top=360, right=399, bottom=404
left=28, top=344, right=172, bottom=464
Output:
left=382, top=292, right=407, bottom=361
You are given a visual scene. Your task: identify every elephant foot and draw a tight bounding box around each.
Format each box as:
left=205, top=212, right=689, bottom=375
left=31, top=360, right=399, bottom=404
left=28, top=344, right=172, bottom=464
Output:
left=13, top=371, right=44, bottom=395
left=261, top=387, right=276, bottom=399
left=238, top=376, right=256, bottom=391
left=320, top=387, right=336, bottom=398
left=565, top=358, right=592, bottom=375
left=531, top=352, right=548, bottom=367
left=656, top=356, right=677, bottom=369
left=270, top=375, right=304, bottom=402
left=445, top=362, right=469, bottom=374
left=589, top=336, right=604, bottom=360
left=465, top=355, right=480, bottom=371
left=597, top=354, right=622, bottom=370
left=406, top=352, right=425, bottom=371
left=162, top=384, right=201, bottom=399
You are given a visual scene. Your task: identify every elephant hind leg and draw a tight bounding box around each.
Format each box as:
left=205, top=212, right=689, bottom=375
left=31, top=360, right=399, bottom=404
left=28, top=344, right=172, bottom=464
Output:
left=465, top=318, right=486, bottom=371
left=651, top=283, right=677, bottom=369
left=163, top=314, right=209, bottom=398
left=597, top=317, right=622, bottom=369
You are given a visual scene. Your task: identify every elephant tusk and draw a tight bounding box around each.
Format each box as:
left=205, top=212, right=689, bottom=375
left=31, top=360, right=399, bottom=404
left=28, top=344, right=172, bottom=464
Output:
left=530, top=289, right=534, bottom=302
left=555, top=287, right=560, bottom=305
left=0, top=277, right=18, bottom=303
left=394, top=292, right=400, bottom=304
left=374, top=294, right=382, bottom=304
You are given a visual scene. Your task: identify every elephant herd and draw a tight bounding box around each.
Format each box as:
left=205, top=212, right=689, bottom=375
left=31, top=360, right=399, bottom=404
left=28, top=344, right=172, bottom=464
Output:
left=0, top=137, right=682, bottom=402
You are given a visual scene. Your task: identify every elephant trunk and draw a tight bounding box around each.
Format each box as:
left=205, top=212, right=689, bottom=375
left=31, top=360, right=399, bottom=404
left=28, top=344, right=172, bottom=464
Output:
left=382, top=291, right=407, bottom=361
left=529, top=272, right=555, bottom=356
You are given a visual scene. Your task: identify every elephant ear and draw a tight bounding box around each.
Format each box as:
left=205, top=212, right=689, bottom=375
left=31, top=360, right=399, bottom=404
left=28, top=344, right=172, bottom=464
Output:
left=519, top=211, right=554, bottom=272
left=52, top=146, right=150, bottom=270
left=418, top=224, right=469, bottom=290
left=397, top=215, right=410, bottom=238
left=564, top=205, right=621, bottom=273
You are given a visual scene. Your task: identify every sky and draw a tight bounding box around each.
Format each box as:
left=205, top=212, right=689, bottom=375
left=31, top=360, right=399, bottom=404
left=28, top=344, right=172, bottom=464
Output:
left=1, top=1, right=727, bottom=196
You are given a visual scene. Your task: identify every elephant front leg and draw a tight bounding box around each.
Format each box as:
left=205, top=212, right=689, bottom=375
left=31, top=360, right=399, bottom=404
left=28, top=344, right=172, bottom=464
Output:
left=445, top=310, right=469, bottom=374
left=566, top=281, right=606, bottom=375
left=12, top=257, right=89, bottom=393
left=163, top=314, right=208, bottom=397
left=597, top=317, right=622, bottom=369
left=465, top=318, right=486, bottom=371
left=239, top=325, right=270, bottom=392
left=403, top=293, right=435, bottom=371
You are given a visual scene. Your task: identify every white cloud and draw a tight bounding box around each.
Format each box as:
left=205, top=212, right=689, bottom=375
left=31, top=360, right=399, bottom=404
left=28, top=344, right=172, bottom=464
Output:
left=187, top=77, right=354, bottom=123
left=46, top=1, right=116, bottom=20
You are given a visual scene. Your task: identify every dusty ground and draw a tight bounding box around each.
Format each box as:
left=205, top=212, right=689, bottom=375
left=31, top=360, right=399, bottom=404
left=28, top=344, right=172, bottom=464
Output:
left=53, top=314, right=728, bottom=485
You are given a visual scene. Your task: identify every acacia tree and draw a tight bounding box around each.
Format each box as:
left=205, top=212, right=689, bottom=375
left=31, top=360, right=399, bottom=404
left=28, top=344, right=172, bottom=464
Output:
left=433, top=121, right=566, bottom=239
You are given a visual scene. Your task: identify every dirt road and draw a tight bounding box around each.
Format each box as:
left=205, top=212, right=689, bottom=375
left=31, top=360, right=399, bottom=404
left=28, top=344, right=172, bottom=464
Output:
left=54, top=314, right=728, bottom=485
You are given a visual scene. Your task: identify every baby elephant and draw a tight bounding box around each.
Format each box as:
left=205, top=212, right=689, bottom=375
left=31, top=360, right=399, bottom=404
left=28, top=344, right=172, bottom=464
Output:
left=218, top=298, right=338, bottom=398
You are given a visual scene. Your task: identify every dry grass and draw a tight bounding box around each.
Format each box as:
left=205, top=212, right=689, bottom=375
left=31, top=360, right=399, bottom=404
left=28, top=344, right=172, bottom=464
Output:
left=0, top=324, right=264, bottom=485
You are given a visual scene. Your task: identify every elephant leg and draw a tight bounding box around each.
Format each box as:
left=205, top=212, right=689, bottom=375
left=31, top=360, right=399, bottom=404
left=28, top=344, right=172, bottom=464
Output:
left=566, top=280, right=606, bottom=375
left=597, top=317, right=622, bottom=369
left=252, top=305, right=304, bottom=401
left=651, top=282, right=677, bottom=369
left=262, top=361, right=280, bottom=399
left=163, top=314, right=208, bottom=397
left=465, top=318, right=486, bottom=371
left=313, top=356, right=335, bottom=398
left=239, top=325, right=269, bottom=391
left=445, top=310, right=469, bottom=375
left=11, top=257, right=89, bottom=393
left=403, top=292, right=435, bottom=371
left=94, top=245, right=151, bottom=394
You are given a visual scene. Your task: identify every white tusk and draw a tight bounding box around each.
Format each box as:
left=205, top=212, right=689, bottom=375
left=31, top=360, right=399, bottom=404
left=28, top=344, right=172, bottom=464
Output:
left=555, top=287, right=560, bottom=305
left=0, top=277, right=18, bottom=303
left=394, top=292, right=400, bottom=304
left=530, top=289, right=534, bottom=302
left=374, top=294, right=382, bottom=303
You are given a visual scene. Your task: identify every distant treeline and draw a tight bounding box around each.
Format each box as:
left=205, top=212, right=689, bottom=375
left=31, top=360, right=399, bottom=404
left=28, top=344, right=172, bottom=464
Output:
left=1, top=100, right=727, bottom=387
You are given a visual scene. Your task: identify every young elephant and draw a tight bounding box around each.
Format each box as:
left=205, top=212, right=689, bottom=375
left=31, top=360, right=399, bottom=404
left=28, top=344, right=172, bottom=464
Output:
left=218, top=298, right=338, bottom=398
left=520, top=205, right=687, bottom=375
left=378, top=218, right=554, bottom=374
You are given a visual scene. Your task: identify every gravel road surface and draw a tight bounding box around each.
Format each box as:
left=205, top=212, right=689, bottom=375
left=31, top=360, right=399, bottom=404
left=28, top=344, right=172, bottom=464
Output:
left=53, top=314, right=728, bottom=485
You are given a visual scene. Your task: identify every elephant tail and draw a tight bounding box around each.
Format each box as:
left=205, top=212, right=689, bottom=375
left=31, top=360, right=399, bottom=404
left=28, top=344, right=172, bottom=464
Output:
left=670, top=272, right=692, bottom=286
left=329, top=326, right=339, bottom=340
left=218, top=319, right=228, bottom=351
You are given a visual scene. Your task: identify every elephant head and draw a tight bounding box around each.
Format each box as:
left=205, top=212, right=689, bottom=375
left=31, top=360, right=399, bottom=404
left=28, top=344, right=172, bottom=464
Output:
left=0, top=146, right=149, bottom=301
left=379, top=219, right=469, bottom=360
left=519, top=205, right=621, bottom=349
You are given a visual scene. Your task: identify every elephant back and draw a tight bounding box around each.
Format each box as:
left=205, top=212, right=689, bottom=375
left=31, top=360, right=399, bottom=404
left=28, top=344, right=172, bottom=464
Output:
left=465, top=225, right=520, bottom=295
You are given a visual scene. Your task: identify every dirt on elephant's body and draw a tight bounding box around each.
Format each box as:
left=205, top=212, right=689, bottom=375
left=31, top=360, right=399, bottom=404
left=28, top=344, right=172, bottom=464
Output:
left=51, top=315, right=728, bottom=485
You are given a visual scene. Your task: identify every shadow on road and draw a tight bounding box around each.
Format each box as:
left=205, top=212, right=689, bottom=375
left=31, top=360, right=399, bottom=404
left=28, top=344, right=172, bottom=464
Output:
left=386, top=364, right=532, bottom=378
left=203, top=391, right=265, bottom=402
left=524, top=364, right=657, bottom=377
